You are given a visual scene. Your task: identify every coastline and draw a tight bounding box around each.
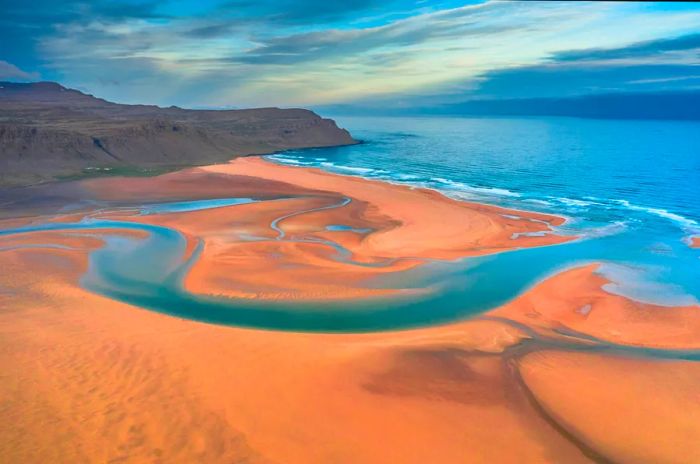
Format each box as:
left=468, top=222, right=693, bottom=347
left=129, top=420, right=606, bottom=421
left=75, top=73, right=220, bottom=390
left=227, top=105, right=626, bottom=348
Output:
left=0, top=81, right=359, bottom=188
left=0, top=138, right=361, bottom=190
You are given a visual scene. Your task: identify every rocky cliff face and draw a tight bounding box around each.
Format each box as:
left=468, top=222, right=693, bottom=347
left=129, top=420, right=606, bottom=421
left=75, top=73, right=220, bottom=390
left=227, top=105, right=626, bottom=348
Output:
left=0, top=82, right=356, bottom=186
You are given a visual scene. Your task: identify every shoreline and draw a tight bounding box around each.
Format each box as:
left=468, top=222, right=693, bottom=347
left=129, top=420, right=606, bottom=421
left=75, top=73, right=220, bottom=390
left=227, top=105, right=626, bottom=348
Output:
left=0, top=138, right=361, bottom=190
left=263, top=154, right=571, bottom=226
left=200, top=157, right=573, bottom=257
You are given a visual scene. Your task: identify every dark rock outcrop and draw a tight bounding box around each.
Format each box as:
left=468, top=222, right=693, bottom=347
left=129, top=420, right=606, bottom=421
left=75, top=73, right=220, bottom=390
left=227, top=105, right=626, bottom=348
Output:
left=0, top=81, right=356, bottom=186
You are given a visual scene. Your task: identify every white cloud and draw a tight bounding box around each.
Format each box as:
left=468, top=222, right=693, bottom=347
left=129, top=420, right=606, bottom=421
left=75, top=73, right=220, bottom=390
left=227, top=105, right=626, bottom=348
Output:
left=35, top=1, right=700, bottom=107
left=0, top=61, right=40, bottom=81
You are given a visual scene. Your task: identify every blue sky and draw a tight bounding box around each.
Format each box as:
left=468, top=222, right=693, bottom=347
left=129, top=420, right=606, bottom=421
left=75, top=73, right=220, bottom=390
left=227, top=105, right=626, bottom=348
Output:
left=1, top=1, right=699, bottom=108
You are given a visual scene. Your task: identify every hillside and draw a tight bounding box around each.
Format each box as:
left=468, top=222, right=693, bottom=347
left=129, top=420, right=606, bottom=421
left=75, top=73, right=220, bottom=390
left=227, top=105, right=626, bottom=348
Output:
left=0, top=82, right=356, bottom=187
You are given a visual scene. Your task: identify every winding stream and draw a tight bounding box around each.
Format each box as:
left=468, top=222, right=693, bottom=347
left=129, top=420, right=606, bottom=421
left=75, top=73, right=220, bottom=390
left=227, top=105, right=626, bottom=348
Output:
left=1, top=193, right=699, bottom=336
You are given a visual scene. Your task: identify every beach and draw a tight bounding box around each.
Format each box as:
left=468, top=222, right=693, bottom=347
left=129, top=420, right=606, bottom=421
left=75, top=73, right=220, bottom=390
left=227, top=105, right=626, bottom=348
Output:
left=1, top=157, right=700, bottom=463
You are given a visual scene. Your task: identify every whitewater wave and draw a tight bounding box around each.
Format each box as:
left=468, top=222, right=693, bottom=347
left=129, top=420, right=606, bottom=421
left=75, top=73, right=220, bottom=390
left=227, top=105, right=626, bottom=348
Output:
left=612, top=199, right=699, bottom=232
left=394, top=173, right=420, bottom=181
left=578, top=221, right=629, bottom=239
left=267, top=155, right=700, bottom=238
left=319, top=163, right=386, bottom=176
left=270, top=155, right=527, bottom=203
left=555, top=197, right=607, bottom=208
left=524, top=198, right=555, bottom=207
left=268, top=155, right=307, bottom=166
left=539, top=195, right=699, bottom=234
left=430, top=177, right=521, bottom=198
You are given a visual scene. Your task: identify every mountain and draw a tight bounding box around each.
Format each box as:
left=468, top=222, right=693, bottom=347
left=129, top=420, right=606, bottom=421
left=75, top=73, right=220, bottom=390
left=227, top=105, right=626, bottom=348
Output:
left=317, top=92, right=700, bottom=120
left=0, top=82, right=356, bottom=187
left=433, top=92, right=700, bottom=120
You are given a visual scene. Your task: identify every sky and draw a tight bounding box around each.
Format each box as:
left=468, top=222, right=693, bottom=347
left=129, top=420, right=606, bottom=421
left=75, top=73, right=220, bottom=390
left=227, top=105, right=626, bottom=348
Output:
left=1, top=0, right=700, bottom=108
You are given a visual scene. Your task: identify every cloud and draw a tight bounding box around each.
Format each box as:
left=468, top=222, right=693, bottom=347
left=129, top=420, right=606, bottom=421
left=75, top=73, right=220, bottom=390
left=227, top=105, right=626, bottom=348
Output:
left=466, top=32, right=700, bottom=99
left=216, top=0, right=387, bottom=25
left=553, top=32, right=700, bottom=62
left=183, top=22, right=241, bottom=39
left=12, top=0, right=700, bottom=107
left=0, top=0, right=166, bottom=79
left=373, top=30, right=700, bottom=109
left=334, top=29, right=700, bottom=111
left=234, top=2, right=524, bottom=65
left=473, top=64, right=700, bottom=99
left=3, top=1, right=165, bottom=25
left=0, top=60, right=40, bottom=81
left=629, top=75, right=700, bottom=85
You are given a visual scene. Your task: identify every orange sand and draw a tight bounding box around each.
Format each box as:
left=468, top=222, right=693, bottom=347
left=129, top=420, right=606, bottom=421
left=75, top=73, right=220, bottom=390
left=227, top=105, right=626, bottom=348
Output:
left=3, top=235, right=700, bottom=463
left=203, top=157, right=572, bottom=260
left=0, top=240, right=577, bottom=463
left=520, top=351, right=700, bottom=463
left=492, top=264, right=700, bottom=349
left=92, top=157, right=573, bottom=300
left=2, top=159, right=700, bottom=463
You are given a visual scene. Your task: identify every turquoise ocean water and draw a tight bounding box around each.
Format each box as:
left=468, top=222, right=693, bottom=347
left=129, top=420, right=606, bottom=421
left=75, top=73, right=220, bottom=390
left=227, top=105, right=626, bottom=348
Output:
left=269, top=116, right=700, bottom=308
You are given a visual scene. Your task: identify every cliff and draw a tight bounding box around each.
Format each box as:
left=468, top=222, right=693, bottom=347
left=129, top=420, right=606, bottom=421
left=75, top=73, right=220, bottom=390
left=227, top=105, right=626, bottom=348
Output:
left=0, top=82, right=356, bottom=186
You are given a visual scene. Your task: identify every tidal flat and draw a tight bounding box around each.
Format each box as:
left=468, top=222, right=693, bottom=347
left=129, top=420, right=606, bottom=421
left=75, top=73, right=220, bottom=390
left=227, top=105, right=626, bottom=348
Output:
left=1, top=156, right=700, bottom=463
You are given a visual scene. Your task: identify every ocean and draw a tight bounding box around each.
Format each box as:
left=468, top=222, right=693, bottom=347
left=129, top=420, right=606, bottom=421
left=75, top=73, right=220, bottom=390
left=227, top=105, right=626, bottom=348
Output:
left=268, top=115, right=700, bottom=308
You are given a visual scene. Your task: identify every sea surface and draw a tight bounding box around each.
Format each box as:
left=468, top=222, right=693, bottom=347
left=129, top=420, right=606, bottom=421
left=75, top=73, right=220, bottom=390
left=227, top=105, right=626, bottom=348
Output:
left=269, top=115, right=700, bottom=307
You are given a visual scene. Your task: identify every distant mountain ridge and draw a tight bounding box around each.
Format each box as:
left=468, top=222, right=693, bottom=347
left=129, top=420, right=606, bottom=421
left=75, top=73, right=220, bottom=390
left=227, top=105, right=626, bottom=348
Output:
left=318, top=91, right=700, bottom=120
left=435, top=92, right=700, bottom=120
left=0, top=82, right=356, bottom=187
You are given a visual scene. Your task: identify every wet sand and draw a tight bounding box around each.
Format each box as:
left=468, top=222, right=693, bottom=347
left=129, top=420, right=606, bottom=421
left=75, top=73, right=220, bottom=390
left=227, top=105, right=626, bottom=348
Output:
left=520, top=350, right=700, bottom=464
left=202, top=158, right=572, bottom=259
left=92, top=157, right=572, bottom=300
left=2, top=158, right=700, bottom=463
left=491, top=264, right=700, bottom=349
left=3, top=244, right=700, bottom=463
left=69, top=157, right=575, bottom=301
